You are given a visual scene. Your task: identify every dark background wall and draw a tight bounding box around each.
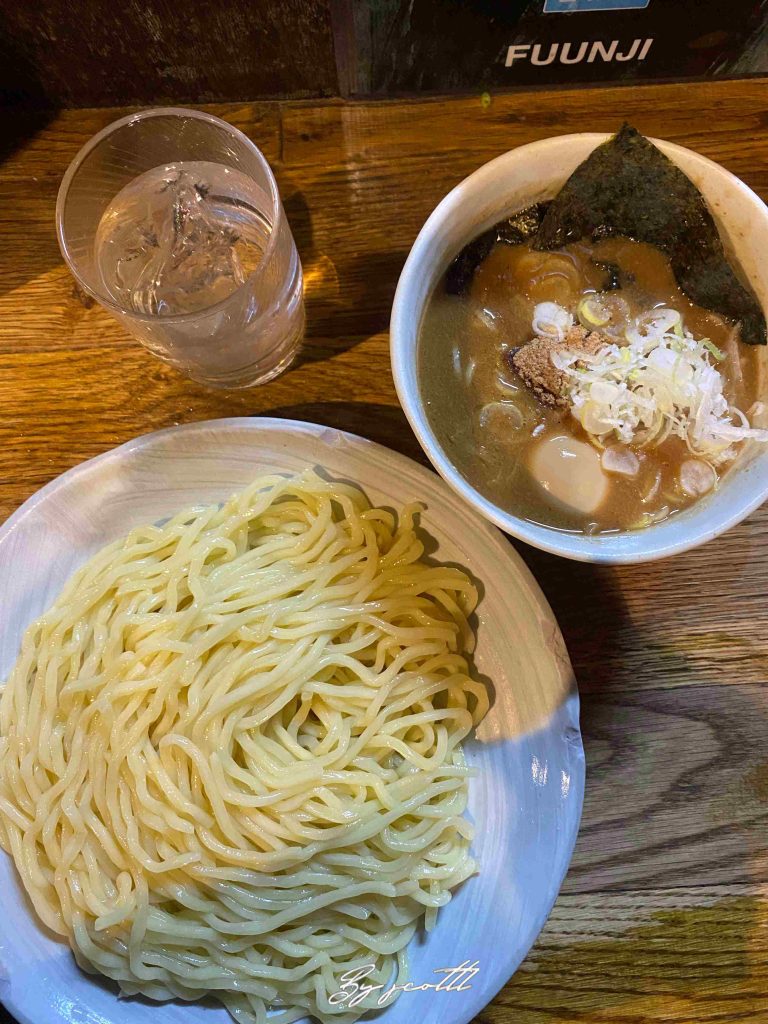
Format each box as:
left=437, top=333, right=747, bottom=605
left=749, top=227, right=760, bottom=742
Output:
left=0, top=0, right=338, bottom=107
left=2, top=0, right=768, bottom=109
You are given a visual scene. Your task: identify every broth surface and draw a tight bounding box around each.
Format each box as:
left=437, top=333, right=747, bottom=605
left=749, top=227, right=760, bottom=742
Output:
left=418, top=236, right=761, bottom=533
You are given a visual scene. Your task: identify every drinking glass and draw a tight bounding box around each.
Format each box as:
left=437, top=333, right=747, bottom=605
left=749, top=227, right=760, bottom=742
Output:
left=56, top=108, right=304, bottom=388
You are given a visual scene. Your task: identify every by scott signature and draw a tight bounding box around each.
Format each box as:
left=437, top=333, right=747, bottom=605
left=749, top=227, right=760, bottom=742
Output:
left=328, top=960, right=480, bottom=1009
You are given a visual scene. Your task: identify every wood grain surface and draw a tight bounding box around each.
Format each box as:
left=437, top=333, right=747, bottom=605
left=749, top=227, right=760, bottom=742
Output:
left=1, top=77, right=768, bottom=1023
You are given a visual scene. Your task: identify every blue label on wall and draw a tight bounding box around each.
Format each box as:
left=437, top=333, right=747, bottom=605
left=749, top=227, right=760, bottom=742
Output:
left=544, top=0, right=650, bottom=11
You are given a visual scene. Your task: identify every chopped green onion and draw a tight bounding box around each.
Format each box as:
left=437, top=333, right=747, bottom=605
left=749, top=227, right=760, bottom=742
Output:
left=577, top=295, right=610, bottom=328
left=703, top=339, right=726, bottom=362
left=548, top=301, right=768, bottom=459
left=629, top=513, right=653, bottom=531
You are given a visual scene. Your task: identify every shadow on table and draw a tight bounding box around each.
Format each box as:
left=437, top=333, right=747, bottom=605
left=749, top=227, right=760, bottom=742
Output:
left=0, top=71, right=61, bottom=300
left=0, top=26, right=62, bottom=299
left=515, top=548, right=632, bottom=697
left=0, top=105, right=54, bottom=164
left=283, top=185, right=407, bottom=366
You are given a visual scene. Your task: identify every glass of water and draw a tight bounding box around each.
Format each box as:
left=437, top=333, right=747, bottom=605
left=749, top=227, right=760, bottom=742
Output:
left=56, top=108, right=304, bottom=388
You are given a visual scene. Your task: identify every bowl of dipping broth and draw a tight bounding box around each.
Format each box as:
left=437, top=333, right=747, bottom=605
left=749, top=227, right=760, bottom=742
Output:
left=390, top=133, right=768, bottom=563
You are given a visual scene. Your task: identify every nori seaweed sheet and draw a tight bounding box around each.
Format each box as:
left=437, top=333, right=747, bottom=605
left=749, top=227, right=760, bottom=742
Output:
left=533, top=124, right=766, bottom=345
left=445, top=202, right=548, bottom=295
left=592, top=260, right=632, bottom=291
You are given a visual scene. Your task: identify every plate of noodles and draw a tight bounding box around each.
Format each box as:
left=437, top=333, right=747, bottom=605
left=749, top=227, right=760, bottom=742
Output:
left=0, top=417, right=583, bottom=1024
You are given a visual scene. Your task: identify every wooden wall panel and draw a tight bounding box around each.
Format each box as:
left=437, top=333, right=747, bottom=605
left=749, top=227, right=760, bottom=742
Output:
left=0, top=0, right=338, bottom=107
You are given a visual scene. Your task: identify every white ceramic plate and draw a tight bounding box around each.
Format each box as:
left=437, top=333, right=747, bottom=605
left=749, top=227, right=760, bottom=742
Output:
left=0, top=417, right=584, bottom=1024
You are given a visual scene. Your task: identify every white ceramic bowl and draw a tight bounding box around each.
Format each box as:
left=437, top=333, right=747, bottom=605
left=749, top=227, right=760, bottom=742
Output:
left=0, top=418, right=584, bottom=1024
left=391, top=133, right=768, bottom=563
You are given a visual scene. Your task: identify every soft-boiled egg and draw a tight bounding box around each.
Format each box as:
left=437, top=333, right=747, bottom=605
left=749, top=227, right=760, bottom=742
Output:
left=529, top=434, right=609, bottom=515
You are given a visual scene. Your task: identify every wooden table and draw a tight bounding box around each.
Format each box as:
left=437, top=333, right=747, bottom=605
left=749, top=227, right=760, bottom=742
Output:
left=2, top=78, right=768, bottom=1024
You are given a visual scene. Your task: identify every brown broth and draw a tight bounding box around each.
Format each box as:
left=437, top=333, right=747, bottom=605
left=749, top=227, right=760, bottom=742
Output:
left=418, top=236, right=762, bottom=534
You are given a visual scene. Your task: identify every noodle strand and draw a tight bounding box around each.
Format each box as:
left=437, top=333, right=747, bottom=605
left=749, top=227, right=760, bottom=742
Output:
left=0, top=471, right=487, bottom=1023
